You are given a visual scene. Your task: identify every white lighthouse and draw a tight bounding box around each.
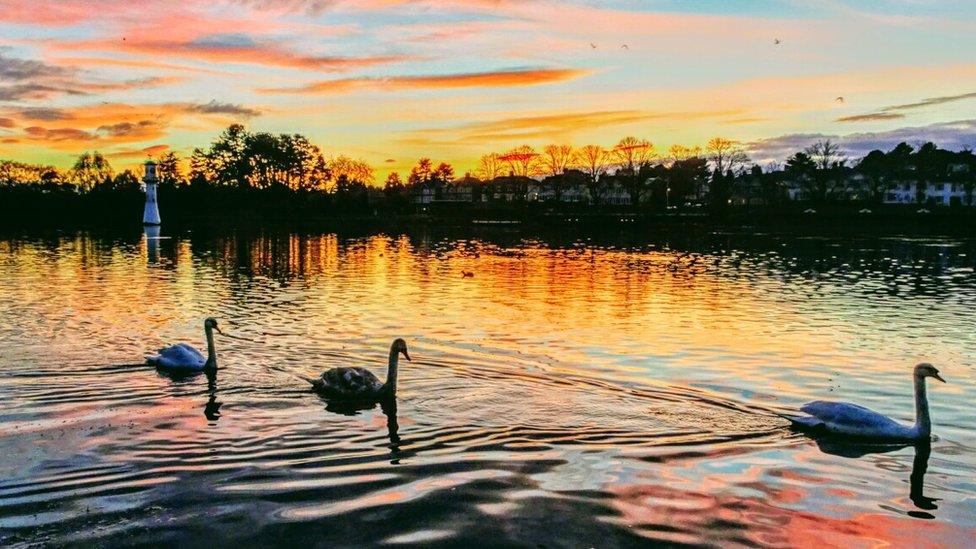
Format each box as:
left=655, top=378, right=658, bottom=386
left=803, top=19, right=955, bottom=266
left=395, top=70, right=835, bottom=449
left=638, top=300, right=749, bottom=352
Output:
left=142, top=160, right=161, bottom=225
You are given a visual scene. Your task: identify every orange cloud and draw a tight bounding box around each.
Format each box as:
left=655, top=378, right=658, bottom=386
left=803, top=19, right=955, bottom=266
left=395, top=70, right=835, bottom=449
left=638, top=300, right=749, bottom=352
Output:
left=58, top=36, right=414, bottom=72
left=51, top=56, right=224, bottom=74
left=23, top=126, right=93, bottom=142
left=3, top=101, right=260, bottom=150
left=260, top=67, right=590, bottom=94
left=106, top=144, right=171, bottom=160
left=399, top=108, right=745, bottom=145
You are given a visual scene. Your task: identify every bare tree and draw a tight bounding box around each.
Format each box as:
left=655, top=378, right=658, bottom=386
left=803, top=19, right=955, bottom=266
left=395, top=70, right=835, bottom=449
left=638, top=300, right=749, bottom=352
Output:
left=499, top=145, right=540, bottom=177
left=476, top=153, right=504, bottom=181
left=667, top=144, right=702, bottom=165
left=706, top=137, right=749, bottom=174
left=612, top=137, right=655, bottom=206
left=804, top=139, right=847, bottom=201
left=575, top=144, right=609, bottom=205
left=805, top=139, right=845, bottom=171
left=541, top=144, right=574, bottom=177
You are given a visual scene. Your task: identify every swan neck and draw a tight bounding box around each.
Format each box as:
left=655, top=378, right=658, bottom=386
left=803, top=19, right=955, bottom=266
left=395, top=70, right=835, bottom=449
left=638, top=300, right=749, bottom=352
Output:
left=204, top=325, right=217, bottom=369
left=384, top=346, right=399, bottom=395
left=913, top=375, right=930, bottom=438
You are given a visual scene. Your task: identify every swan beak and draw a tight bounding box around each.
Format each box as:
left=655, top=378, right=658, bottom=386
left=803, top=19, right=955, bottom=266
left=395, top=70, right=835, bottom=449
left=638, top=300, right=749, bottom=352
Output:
left=402, top=350, right=411, bottom=361
left=215, top=327, right=224, bottom=335
left=933, top=372, right=946, bottom=383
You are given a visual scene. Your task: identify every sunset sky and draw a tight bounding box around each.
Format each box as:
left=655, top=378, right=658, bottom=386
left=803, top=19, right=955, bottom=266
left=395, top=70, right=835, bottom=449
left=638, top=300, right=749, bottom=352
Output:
left=2, top=0, right=976, bottom=179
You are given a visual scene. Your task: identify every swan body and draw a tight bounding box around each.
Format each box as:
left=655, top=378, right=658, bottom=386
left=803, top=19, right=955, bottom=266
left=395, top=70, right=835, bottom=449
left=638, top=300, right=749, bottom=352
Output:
left=311, top=338, right=410, bottom=400
left=148, top=318, right=222, bottom=372
left=784, top=363, right=945, bottom=441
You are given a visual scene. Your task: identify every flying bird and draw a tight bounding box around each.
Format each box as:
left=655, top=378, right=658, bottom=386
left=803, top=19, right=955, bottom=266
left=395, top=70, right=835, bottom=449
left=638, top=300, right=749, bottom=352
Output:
left=590, top=43, right=597, bottom=49
left=621, top=44, right=629, bottom=50
left=835, top=96, right=845, bottom=103
left=773, top=38, right=781, bottom=45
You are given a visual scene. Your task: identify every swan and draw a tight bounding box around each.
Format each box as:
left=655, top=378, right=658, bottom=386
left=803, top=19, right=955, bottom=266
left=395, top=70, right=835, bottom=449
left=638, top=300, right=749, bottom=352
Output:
left=783, top=363, right=946, bottom=441
left=147, top=317, right=222, bottom=372
left=309, top=338, right=410, bottom=400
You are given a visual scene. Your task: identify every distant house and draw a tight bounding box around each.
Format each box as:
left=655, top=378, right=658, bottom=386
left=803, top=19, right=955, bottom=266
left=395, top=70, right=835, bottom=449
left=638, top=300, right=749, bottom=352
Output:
left=531, top=183, right=591, bottom=203
left=884, top=181, right=916, bottom=204
left=560, top=184, right=589, bottom=203
left=441, top=181, right=474, bottom=202
left=487, top=176, right=534, bottom=202
left=599, top=181, right=631, bottom=206
left=785, top=177, right=813, bottom=202
left=922, top=181, right=967, bottom=206
left=412, top=176, right=482, bottom=205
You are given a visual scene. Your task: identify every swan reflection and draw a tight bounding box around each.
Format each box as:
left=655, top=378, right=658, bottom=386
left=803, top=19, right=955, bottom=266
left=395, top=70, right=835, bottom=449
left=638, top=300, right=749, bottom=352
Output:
left=322, top=397, right=402, bottom=462
left=204, top=368, right=222, bottom=422
left=811, top=437, right=938, bottom=516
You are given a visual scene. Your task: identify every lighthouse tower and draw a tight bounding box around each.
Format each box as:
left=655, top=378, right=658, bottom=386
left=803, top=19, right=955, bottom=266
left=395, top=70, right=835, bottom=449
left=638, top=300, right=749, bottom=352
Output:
left=142, top=160, right=161, bottom=225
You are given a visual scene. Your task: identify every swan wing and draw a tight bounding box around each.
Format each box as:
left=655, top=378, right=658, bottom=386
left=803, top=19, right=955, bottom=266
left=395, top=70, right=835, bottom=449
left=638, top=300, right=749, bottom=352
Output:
left=174, top=343, right=205, bottom=361
left=315, top=367, right=383, bottom=398
left=162, top=343, right=204, bottom=362
left=796, top=400, right=909, bottom=438
left=149, top=343, right=206, bottom=370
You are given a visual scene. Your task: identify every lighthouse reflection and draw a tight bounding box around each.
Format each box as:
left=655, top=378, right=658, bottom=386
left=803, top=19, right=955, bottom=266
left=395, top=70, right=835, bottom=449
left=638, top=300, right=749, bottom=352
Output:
left=144, top=225, right=161, bottom=264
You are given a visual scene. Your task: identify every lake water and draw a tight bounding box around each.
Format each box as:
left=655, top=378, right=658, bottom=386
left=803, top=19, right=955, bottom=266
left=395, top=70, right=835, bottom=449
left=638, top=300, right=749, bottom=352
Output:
left=1, top=227, right=974, bottom=547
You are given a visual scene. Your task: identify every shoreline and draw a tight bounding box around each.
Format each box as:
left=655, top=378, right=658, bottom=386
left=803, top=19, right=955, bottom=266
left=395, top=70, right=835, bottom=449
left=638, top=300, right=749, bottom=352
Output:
left=2, top=206, right=975, bottom=238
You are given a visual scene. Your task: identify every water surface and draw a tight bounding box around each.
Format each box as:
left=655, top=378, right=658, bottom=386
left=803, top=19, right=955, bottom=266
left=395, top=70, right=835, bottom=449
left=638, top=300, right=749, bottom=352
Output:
left=1, top=227, right=974, bottom=547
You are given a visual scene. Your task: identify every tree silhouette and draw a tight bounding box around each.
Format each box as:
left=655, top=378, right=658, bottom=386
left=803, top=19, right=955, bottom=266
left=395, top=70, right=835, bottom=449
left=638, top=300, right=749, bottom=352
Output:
left=476, top=153, right=504, bottom=181
left=612, top=137, right=655, bottom=206
left=804, top=140, right=847, bottom=202
left=329, top=155, right=373, bottom=187
left=408, top=158, right=434, bottom=186
left=190, top=124, right=250, bottom=188
left=541, top=144, right=574, bottom=177
left=71, top=151, right=114, bottom=192
left=433, top=162, right=454, bottom=183
left=706, top=137, right=749, bottom=175
left=156, top=152, right=184, bottom=187
left=667, top=144, right=702, bottom=165
left=856, top=149, right=890, bottom=203
left=499, top=145, right=540, bottom=177
left=576, top=145, right=609, bottom=205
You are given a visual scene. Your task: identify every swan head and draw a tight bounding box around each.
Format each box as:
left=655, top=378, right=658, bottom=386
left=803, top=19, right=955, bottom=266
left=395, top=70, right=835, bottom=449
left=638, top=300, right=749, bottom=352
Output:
left=393, top=338, right=411, bottom=361
left=205, top=317, right=223, bottom=335
left=915, top=363, right=945, bottom=383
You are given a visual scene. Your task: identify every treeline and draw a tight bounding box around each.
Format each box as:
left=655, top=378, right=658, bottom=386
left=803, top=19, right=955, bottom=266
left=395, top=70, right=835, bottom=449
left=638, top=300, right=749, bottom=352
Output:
left=2, top=125, right=976, bottom=226
left=0, top=125, right=382, bottom=222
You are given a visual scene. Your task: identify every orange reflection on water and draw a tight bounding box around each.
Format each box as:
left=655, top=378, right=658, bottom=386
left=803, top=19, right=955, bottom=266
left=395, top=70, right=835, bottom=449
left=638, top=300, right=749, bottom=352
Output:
left=2, top=230, right=974, bottom=545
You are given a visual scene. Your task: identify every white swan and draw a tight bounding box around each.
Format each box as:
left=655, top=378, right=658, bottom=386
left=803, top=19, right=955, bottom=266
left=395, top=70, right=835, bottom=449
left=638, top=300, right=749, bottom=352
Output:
left=309, top=338, right=410, bottom=400
left=783, top=363, right=946, bottom=441
left=147, top=317, right=222, bottom=373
